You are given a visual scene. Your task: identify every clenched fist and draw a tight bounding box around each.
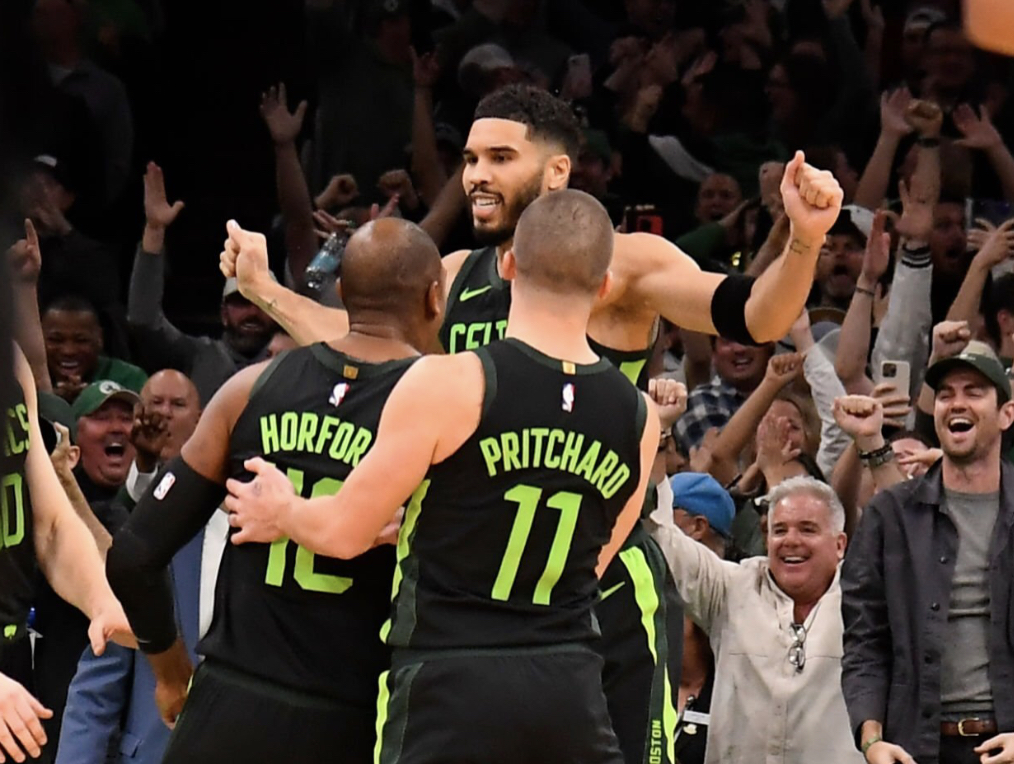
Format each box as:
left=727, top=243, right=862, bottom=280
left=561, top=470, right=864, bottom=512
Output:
left=780, top=151, right=845, bottom=246
left=648, top=377, right=687, bottom=430
left=833, top=395, right=885, bottom=452
left=219, top=220, right=272, bottom=300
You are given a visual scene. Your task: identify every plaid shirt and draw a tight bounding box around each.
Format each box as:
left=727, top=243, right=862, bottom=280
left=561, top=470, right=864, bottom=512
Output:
left=675, top=378, right=747, bottom=450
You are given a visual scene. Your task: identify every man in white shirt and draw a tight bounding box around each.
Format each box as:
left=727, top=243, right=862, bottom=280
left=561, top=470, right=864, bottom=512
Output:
left=649, top=475, right=862, bottom=764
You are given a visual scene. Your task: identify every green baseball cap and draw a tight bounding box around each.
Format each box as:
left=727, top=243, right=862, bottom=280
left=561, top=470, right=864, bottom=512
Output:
left=71, top=380, right=140, bottom=420
left=925, top=341, right=1012, bottom=403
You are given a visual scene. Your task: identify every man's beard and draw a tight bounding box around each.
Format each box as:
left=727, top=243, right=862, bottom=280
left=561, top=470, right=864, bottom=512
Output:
left=472, top=176, right=543, bottom=246
left=224, top=325, right=272, bottom=356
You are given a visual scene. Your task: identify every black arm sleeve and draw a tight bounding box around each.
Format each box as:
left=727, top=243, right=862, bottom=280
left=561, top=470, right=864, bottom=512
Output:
left=710, top=274, right=759, bottom=346
left=106, top=456, right=226, bottom=654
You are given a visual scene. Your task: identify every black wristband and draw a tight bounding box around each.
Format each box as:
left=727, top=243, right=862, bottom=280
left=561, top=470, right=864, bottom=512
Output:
left=858, top=443, right=895, bottom=469
left=711, top=274, right=758, bottom=346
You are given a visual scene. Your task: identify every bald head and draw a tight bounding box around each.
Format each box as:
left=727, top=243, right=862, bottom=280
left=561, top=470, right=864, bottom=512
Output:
left=512, top=189, right=614, bottom=295
left=141, top=369, right=201, bottom=461
left=340, top=218, right=443, bottom=323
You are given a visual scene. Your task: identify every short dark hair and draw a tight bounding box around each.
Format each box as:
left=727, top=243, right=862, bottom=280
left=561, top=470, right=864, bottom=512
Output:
left=513, top=190, right=613, bottom=295
left=474, top=84, right=582, bottom=160
left=888, top=429, right=934, bottom=448
left=42, top=294, right=99, bottom=319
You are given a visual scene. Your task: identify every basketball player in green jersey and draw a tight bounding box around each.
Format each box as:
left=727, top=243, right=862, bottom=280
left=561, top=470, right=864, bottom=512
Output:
left=225, top=190, right=661, bottom=764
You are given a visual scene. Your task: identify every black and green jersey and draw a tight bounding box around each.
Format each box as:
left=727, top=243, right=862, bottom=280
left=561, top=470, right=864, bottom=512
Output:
left=440, top=247, right=652, bottom=389
left=384, top=338, right=647, bottom=651
left=199, top=344, right=415, bottom=706
left=0, top=381, right=35, bottom=635
left=588, top=337, right=652, bottom=392
left=439, top=246, right=510, bottom=354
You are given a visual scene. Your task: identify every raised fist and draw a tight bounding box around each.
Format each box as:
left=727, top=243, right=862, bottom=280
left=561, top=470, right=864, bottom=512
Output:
left=833, top=395, right=884, bottom=446
left=764, top=352, right=804, bottom=387
left=315, top=174, right=359, bottom=211
left=648, top=377, right=688, bottom=430
left=780, top=151, right=845, bottom=245
left=930, top=320, right=972, bottom=365
left=220, top=219, right=272, bottom=299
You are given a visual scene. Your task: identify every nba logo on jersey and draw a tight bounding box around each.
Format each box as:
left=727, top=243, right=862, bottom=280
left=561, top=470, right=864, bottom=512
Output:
left=562, top=383, right=575, bottom=412
left=329, top=383, right=350, bottom=407
left=154, top=472, right=176, bottom=500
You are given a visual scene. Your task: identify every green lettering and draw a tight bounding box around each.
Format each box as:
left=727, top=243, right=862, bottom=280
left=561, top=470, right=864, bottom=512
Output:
left=559, top=431, right=584, bottom=474
left=544, top=429, right=565, bottom=469
left=315, top=416, right=338, bottom=454
left=1, top=473, right=25, bottom=549
left=576, top=440, right=602, bottom=482
left=6, top=406, right=29, bottom=455
left=495, top=319, right=508, bottom=340
left=592, top=451, right=620, bottom=491
left=328, top=421, right=355, bottom=461
left=265, top=469, right=352, bottom=593
left=15, top=405, right=28, bottom=441
left=279, top=412, right=299, bottom=451
left=600, top=464, right=631, bottom=499
left=466, top=322, right=487, bottom=349
left=479, top=437, right=503, bottom=476
left=346, top=428, right=372, bottom=466
left=530, top=428, right=549, bottom=467
left=260, top=415, right=280, bottom=454
left=449, top=324, right=466, bottom=354
left=296, top=412, right=320, bottom=453
left=502, top=432, right=522, bottom=471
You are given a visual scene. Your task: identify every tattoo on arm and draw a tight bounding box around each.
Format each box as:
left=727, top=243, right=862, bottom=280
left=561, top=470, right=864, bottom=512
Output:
left=788, top=238, right=816, bottom=255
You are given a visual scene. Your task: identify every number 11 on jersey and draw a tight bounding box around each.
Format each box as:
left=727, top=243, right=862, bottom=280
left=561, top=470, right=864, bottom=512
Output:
left=492, top=484, right=582, bottom=605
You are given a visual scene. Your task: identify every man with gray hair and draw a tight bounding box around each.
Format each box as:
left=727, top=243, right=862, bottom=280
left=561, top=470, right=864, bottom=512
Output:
left=649, top=475, right=862, bottom=763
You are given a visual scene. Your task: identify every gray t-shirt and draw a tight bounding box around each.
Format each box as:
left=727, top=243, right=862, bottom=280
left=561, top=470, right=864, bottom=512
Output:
left=940, top=489, right=1000, bottom=717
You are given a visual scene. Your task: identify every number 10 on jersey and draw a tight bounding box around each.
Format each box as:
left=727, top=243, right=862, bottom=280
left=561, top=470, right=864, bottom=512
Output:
left=263, top=466, right=352, bottom=594
left=492, top=485, right=582, bottom=605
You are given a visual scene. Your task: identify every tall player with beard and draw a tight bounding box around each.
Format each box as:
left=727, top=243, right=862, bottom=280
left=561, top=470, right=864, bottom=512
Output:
left=221, top=85, right=844, bottom=764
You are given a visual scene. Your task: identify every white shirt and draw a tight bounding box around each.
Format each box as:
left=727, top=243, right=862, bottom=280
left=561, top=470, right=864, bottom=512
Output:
left=648, top=507, right=862, bottom=764
left=126, top=461, right=228, bottom=639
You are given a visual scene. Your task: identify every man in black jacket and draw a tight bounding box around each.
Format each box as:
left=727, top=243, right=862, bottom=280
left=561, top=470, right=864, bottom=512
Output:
left=841, top=340, right=1014, bottom=764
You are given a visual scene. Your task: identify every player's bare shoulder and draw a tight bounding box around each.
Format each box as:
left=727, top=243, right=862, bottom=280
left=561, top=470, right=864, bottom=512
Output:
left=441, top=249, right=473, bottom=295
left=605, top=232, right=695, bottom=308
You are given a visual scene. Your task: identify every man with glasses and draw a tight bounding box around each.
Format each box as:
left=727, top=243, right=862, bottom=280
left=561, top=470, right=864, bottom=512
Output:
left=648, top=475, right=860, bottom=763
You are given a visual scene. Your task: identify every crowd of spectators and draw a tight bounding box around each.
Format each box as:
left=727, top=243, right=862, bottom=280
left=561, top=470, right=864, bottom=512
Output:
left=4, top=0, right=1014, bottom=762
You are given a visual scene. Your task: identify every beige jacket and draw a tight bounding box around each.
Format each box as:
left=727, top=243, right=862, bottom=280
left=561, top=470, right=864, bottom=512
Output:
left=648, top=508, right=863, bottom=764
